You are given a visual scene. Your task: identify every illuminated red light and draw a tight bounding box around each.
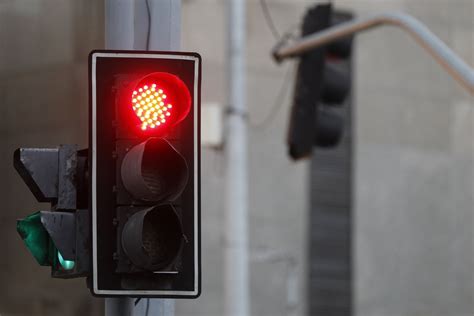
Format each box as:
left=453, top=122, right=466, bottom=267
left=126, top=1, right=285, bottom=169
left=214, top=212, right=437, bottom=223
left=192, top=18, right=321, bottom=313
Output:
left=130, top=72, right=191, bottom=132
left=132, top=83, right=173, bottom=130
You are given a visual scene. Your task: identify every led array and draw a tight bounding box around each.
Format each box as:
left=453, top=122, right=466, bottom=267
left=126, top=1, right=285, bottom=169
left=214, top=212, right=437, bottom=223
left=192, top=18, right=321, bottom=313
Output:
left=132, top=83, right=173, bottom=130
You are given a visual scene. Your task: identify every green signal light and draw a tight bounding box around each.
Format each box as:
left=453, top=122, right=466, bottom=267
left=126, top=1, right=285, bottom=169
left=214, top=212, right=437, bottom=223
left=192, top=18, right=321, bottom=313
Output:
left=57, top=250, right=75, bottom=270
left=17, top=212, right=51, bottom=266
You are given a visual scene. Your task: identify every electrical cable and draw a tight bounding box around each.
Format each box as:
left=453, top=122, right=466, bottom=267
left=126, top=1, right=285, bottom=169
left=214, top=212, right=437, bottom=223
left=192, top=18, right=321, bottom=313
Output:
left=145, top=0, right=152, bottom=50
left=259, top=0, right=300, bottom=42
left=259, top=0, right=281, bottom=40
left=145, top=298, right=150, bottom=316
left=251, top=0, right=299, bottom=129
left=249, top=64, right=296, bottom=130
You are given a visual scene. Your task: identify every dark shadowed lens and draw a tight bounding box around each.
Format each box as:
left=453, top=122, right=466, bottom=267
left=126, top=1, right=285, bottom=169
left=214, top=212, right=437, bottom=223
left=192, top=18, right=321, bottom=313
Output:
left=121, top=138, right=188, bottom=202
left=142, top=208, right=182, bottom=266
left=121, top=205, right=183, bottom=271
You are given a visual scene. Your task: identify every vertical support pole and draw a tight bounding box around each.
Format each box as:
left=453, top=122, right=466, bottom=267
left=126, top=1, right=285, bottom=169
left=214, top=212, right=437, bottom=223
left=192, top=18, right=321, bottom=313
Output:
left=225, top=0, right=250, bottom=316
left=104, top=0, right=180, bottom=315
left=105, top=298, right=134, bottom=316
left=105, top=0, right=134, bottom=49
left=147, top=0, right=181, bottom=50
left=140, top=1, right=180, bottom=314
left=104, top=2, right=136, bottom=316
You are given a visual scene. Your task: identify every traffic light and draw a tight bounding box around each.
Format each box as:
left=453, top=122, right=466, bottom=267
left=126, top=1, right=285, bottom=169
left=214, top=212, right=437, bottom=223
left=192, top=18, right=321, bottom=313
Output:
left=14, top=146, right=90, bottom=278
left=288, top=4, right=353, bottom=159
left=89, top=50, right=201, bottom=297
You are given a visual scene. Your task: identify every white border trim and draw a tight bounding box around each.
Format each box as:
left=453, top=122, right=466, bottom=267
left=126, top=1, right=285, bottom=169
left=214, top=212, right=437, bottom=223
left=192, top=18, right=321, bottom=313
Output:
left=91, top=52, right=200, bottom=296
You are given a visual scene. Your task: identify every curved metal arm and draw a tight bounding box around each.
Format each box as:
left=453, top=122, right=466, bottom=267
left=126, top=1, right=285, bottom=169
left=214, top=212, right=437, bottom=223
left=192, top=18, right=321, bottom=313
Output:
left=273, top=12, right=474, bottom=94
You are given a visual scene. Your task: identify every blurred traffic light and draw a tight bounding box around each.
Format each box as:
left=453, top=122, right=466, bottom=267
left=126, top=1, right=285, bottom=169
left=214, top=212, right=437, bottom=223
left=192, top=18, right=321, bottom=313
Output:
left=14, top=146, right=90, bottom=278
left=89, top=50, right=201, bottom=297
left=288, top=4, right=353, bottom=159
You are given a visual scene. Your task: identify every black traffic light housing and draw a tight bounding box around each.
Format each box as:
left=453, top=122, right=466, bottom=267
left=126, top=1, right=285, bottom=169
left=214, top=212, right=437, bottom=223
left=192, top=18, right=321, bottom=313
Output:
left=89, top=50, right=201, bottom=298
left=14, top=146, right=90, bottom=279
left=288, top=4, right=353, bottom=159
left=13, top=51, right=201, bottom=298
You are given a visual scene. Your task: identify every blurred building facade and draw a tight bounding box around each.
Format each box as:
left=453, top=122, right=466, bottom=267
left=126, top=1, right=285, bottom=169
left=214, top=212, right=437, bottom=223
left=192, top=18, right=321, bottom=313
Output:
left=0, top=0, right=472, bottom=315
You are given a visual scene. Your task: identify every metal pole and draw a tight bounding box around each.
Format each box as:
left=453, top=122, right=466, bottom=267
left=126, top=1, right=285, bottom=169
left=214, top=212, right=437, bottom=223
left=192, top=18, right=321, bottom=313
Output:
left=141, top=3, right=180, bottom=315
left=105, top=298, right=134, bottom=316
left=105, top=0, right=134, bottom=49
left=104, top=0, right=180, bottom=315
left=273, top=12, right=474, bottom=94
left=225, top=0, right=250, bottom=315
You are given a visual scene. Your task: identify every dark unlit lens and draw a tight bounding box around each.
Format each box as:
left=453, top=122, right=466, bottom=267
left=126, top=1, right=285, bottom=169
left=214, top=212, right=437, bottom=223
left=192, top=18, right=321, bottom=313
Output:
left=142, top=209, right=182, bottom=265
left=121, top=205, right=183, bottom=271
left=121, top=138, right=188, bottom=202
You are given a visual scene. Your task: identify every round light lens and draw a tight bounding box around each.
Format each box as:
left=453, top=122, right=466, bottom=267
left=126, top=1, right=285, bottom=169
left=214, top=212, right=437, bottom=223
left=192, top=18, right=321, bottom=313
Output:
left=130, top=72, right=191, bottom=132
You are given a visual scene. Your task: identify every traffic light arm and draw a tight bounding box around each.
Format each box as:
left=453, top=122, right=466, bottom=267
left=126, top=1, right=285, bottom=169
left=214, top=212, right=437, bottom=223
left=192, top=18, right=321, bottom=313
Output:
left=273, top=11, right=474, bottom=94
left=14, top=145, right=81, bottom=209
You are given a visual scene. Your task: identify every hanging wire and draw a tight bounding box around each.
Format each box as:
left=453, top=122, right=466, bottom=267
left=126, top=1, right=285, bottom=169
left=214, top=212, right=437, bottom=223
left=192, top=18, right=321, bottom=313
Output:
left=145, top=0, right=152, bottom=50
left=145, top=298, right=150, bottom=316
left=250, top=0, right=300, bottom=130
left=259, top=0, right=281, bottom=40
left=249, top=64, right=296, bottom=130
left=259, top=0, right=300, bottom=42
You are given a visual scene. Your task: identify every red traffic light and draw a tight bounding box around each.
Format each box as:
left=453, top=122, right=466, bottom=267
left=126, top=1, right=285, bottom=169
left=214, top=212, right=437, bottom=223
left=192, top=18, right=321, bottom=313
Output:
left=131, top=72, right=191, bottom=132
left=90, top=50, right=201, bottom=297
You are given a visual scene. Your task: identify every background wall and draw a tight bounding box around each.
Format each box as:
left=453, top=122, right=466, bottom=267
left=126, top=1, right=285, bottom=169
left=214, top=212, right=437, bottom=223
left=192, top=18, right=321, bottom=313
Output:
left=351, top=1, right=473, bottom=316
left=0, top=1, right=103, bottom=315
left=0, top=0, right=472, bottom=316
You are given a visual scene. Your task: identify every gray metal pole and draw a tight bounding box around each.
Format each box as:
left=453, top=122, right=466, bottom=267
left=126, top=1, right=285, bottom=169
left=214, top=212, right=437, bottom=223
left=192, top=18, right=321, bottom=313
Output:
left=104, top=0, right=180, bottom=315
left=105, top=298, right=134, bottom=316
left=139, top=0, right=179, bottom=311
left=224, top=0, right=250, bottom=315
left=273, top=12, right=474, bottom=94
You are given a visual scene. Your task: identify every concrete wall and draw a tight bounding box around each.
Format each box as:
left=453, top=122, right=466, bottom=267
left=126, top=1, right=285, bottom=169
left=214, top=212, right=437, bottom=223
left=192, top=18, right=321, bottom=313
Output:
left=0, top=0, right=472, bottom=316
left=0, top=1, right=104, bottom=315
left=350, top=1, right=474, bottom=315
